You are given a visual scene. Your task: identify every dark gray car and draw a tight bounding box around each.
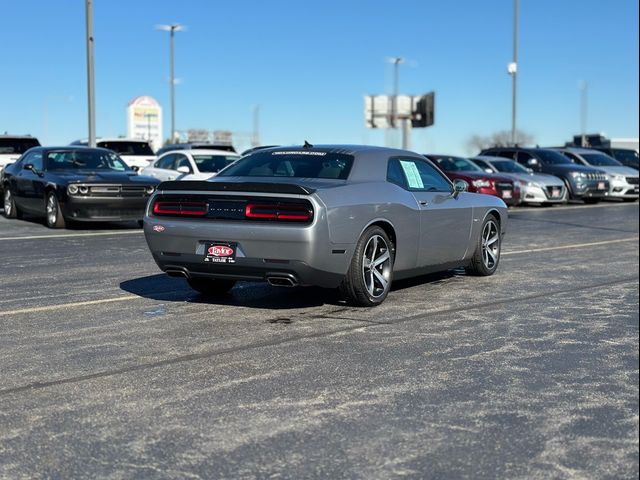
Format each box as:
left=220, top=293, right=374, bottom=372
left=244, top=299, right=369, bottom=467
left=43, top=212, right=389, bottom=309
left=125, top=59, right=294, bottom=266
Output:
left=480, top=147, right=609, bottom=203
left=143, top=145, right=508, bottom=306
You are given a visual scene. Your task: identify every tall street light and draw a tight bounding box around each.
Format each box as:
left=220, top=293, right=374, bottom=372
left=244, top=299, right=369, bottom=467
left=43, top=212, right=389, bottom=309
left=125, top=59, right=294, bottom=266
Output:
left=85, top=0, right=96, bottom=147
left=156, top=24, right=184, bottom=143
left=508, top=0, right=519, bottom=146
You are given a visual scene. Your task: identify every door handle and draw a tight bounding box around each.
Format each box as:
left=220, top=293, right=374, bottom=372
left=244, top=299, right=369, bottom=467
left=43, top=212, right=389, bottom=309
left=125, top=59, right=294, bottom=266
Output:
left=419, top=201, right=429, bottom=206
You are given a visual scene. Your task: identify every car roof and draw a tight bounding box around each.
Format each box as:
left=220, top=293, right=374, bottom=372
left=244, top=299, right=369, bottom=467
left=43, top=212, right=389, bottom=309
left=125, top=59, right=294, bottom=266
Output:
left=71, top=138, right=151, bottom=144
left=474, top=155, right=513, bottom=162
left=558, top=146, right=605, bottom=154
left=260, top=144, right=426, bottom=157
left=161, top=149, right=241, bottom=156
left=0, top=134, right=38, bottom=139
left=30, top=146, right=118, bottom=154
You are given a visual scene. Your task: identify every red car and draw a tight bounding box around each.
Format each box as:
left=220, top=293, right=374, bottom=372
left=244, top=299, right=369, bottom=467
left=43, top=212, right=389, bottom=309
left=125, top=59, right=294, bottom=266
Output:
left=425, top=154, right=521, bottom=206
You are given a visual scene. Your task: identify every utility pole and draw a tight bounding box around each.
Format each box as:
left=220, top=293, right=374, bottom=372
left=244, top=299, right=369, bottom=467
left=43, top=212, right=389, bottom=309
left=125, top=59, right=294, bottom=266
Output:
left=509, top=0, right=519, bottom=146
left=157, top=24, right=184, bottom=143
left=85, top=0, right=96, bottom=147
left=388, top=57, right=409, bottom=148
left=580, top=80, right=589, bottom=146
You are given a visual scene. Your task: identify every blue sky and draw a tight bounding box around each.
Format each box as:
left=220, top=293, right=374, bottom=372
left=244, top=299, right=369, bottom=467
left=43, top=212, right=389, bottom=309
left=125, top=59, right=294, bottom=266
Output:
left=1, top=0, right=638, bottom=154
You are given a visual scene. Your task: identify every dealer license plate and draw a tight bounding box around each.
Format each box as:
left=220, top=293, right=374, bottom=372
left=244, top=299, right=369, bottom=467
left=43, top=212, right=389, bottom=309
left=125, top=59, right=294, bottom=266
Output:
left=551, top=188, right=561, bottom=198
left=203, top=242, right=237, bottom=264
left=597, top=182, right=606, bottom=190
left=502, top=190, right=512, bottom=199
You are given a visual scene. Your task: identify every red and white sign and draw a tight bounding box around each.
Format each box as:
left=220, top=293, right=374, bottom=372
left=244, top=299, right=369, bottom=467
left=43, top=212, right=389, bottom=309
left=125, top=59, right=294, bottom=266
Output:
left=152, top=225, right=165, bottom=232
left=208, top=245, right=234, bottom=257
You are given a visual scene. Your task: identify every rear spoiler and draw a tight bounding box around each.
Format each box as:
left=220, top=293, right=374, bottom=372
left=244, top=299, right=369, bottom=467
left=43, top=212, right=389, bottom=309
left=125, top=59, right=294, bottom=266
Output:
left=157, top=181, right=316, bottom=195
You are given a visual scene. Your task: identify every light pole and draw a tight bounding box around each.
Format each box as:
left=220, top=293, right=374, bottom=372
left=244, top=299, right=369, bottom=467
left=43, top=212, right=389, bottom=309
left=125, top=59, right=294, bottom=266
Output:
left=579, top=80, right=589, bottom=146
left=156, top=24, right=184, bottom=143
left=85, top=0, right=96, bottom=147
left=508, top=0, right=519, bottom=146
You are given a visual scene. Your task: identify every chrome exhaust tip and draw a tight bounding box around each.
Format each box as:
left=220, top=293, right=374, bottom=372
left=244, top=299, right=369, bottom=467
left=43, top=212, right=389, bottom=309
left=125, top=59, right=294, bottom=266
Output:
left=266, top=275, right=298, bottom=287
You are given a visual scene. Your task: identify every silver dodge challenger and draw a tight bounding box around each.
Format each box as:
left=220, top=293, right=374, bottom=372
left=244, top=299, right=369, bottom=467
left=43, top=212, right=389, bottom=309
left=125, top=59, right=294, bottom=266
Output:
left=143, top=145, right=508, bottom=306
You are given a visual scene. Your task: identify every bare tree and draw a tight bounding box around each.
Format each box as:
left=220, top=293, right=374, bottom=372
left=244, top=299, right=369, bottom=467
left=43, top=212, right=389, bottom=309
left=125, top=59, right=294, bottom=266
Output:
left=466, top=130, right=535, bottom=155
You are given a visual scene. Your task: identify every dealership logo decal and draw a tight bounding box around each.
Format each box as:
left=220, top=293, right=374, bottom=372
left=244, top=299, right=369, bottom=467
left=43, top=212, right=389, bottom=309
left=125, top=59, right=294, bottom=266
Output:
left=153, top=225, right=165, bottom=232
left=208, top=245, right=234, bottom=257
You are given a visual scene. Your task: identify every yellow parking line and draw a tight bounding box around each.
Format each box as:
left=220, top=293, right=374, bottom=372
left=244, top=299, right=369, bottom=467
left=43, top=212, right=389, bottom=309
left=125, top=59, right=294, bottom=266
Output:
left=503, top=237, right=639, bottom=255
left=0, top=295, right=139, bottom=317
left=0, top=230, right=144, bottom=241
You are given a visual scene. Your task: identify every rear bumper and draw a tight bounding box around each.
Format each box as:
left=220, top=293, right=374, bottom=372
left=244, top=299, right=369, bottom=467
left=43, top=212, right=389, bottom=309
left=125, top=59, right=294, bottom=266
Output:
left=61, top=196, right=150, bottom=221
left=143, top=214, right=353, bottom=288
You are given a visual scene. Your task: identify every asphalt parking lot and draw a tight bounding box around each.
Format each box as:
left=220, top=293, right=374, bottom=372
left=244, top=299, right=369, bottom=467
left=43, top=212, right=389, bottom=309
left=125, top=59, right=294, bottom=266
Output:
left=0, top=202, right=638, bottom=479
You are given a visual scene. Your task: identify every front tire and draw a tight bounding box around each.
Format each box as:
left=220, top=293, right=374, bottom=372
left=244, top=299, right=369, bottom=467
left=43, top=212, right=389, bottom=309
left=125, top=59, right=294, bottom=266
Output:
left=466, top=214, right=501, bottom=276
left=3, top=188, right=22, bottom=219
left=186, top=278, right=236, bottom=296
left=45, top=192, right=66, bottom=228
left=339, top=226, right=394, bottom=307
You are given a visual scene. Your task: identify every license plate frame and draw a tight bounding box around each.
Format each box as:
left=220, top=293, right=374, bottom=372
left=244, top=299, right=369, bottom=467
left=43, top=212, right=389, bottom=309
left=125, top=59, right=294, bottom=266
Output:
left=203, top=241, right=237, bottom=264
left=597, top=182, right=606, bottom=190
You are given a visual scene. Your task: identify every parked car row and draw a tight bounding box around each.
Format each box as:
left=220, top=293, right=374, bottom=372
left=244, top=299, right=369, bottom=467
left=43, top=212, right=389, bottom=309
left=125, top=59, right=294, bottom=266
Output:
left=0, top=134, right=637, bottom=230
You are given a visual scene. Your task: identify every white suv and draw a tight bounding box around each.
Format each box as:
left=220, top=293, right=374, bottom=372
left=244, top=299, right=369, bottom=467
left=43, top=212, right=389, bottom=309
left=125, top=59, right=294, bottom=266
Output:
left=0, top=135, right=40, bottom=172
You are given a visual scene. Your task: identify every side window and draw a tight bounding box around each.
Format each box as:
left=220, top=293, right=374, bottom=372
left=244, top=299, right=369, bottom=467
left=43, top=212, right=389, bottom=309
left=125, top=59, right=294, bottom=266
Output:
left=390, top=157, right=452, bottom=192
left=387, top=159, right=407, bottom=188
left=496, top=150, right=516, bottom=160
left=31, top=152, right=44, bottom=170
left=561, top=151, right=579, bottom=163
left=473, top=159, right=492, bottom=171
left=156, top=154, right=175, bottom=170
left=515, top=151, right=533, bottom=165
left=174, top=154, right=192, bottom=172
left=17, top=152, right=33, bottom=168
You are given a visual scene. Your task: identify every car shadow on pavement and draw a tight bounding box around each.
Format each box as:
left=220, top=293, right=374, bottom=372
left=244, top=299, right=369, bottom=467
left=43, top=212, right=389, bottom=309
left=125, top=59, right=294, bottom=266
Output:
left=1, top=211, right=141, bottom=230
left=120, top=274, right=341, bottom=309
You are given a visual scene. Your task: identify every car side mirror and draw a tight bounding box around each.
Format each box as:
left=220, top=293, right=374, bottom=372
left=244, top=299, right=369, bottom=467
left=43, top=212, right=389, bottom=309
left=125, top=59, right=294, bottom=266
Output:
left=176, top=166, right=190, bottom=174
left=526, top=168, right=534, bottom=173
left=23, top=163, right=34, bottom=171
left=453, top=179, right=468, bottom=197
left=484, top=168, right=493, bottom=173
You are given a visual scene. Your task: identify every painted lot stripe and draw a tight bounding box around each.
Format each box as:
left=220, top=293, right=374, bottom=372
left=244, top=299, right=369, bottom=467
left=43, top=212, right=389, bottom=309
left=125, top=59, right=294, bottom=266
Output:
left=503, top=237, right=639, bottom=256
left=0, top=295, right=138, bottom=317
left=0, top=230, right=143, bottom=241
left=0, top=237, right=637, bottom=317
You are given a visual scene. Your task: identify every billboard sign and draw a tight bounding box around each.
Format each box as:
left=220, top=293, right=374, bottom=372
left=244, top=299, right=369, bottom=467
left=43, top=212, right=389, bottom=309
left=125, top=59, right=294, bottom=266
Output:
left=126, top=96, right=163, bottom=152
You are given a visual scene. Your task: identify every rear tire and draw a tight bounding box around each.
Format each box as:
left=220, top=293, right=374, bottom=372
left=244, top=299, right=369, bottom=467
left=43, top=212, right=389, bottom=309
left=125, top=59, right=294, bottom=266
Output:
left=45, top=192, right=66, bottom=228
left=187, top=278, right=236, bottom=296
left=339, top=226, right=394, bottom=307
left=466, top=214, right=501, bottom=276
left=3, top=188, right=22, bottom=219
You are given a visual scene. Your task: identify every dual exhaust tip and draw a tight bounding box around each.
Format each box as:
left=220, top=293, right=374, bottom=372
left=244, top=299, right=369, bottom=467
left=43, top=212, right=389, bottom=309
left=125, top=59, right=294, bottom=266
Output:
left=165, top=268, right=298, bottom=288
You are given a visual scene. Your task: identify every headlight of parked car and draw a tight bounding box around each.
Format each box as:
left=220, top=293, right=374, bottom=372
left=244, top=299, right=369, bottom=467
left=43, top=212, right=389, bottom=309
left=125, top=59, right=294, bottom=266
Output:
left=472, top=179, right=492, bottom=188
left=570, top=172, right=586, bottom=180
left=68, top=185, right=79, bottom=195
left=525, top=181, right=542, bottom=188
left=612, top=174, right=626, bottom=182
left=145, top=186, right=155, bottom=194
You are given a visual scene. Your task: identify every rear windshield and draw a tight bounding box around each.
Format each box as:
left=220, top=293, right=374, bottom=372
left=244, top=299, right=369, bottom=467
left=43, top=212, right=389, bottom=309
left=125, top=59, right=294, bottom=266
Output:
left=193, top=154, right=239, bottom=173
left=97, top=141, right=154, bottom=156
left=218, top=150, right=354, bottom=179
left=0, top=138, right=40, bottom=154
left=46, top=150, right=131, bottom=172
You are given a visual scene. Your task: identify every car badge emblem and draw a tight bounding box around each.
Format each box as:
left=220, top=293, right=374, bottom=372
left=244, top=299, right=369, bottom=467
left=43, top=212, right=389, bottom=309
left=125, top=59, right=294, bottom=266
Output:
left=153, top=225, right=166, bottom=232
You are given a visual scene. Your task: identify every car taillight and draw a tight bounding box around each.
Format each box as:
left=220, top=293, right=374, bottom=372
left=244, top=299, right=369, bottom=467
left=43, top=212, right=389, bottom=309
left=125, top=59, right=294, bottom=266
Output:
left=245, top=203, right=313, bottom=222
left=153, top=200, right=207, bottom=217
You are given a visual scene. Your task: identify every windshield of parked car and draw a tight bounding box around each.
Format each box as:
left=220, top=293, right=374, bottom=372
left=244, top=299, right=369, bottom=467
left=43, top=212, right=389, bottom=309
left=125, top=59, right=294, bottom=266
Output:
left=579, top=152, right=622, bottom=167
left=0, top=138, right=40, bottom=154
left=193, top=154, right=239, bottom=173
left=217, top=150, right=354, bottom=179
left=489, top=159, right=529, bottom=173
left=97, top=141, right=154, bottom=156
left=46, top=150, right=131, bottom=172
left=433, top=156, right=483, bottom=172
left=534, top=150, right=572, bottom=165
left=611, top=149, right=639, bottom=165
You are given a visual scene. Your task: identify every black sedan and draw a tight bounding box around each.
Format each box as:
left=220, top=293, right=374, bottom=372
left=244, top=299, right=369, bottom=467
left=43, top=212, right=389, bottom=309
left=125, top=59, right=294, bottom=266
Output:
left=2, top=146, right=160, bottom=228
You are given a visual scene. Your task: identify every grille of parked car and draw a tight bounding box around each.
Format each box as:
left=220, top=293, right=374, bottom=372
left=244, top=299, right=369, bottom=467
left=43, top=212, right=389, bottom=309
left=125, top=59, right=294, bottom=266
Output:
left=87, top=185, right=150, bottom=197
left=495, top=182, right=513, bottom=190
left=585, top=172, right=607, bottom=181
left=626, top=177, right=639, bottom=185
